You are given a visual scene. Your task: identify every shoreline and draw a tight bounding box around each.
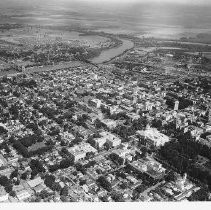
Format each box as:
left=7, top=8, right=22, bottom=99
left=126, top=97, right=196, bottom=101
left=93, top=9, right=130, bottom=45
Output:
left=90, top=38, right=135, bottom=64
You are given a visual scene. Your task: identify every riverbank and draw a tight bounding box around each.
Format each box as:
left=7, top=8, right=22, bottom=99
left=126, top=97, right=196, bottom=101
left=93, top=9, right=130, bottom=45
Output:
left=90, top=38, right=134, bottom=64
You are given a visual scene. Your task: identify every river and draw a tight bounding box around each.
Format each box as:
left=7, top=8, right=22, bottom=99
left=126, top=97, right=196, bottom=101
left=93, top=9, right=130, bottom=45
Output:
left=160, top=40, right=211, bottom=47
left=90, top=39, right=134, bottom=64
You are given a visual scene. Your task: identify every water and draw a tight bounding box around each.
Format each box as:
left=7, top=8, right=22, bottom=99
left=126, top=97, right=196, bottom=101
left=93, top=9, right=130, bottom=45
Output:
left=90, top=39, right=134, bottom=64
left=161, top=41, right=211, bottom=47
left=185, top=52, right=211, bottom=59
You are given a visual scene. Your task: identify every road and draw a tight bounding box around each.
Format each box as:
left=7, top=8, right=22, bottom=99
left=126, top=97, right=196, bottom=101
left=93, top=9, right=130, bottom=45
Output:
left=140, top=180, right=165, bottom=197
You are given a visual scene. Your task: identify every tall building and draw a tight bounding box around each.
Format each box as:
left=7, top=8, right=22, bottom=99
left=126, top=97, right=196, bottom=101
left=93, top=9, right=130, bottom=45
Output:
left=174, top=100, right=179, bottom=111
left=206, top=104, right=211, bottom=124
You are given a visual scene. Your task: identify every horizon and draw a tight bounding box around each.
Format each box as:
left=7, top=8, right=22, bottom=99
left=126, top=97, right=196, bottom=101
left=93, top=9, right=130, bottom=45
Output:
left=1, top=0, right=211, bottom=6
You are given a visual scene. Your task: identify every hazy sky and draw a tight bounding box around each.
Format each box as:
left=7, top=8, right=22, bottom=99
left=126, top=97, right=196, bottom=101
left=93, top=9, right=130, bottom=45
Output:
left=79, top=0, right=211, bottom=4
left=1, top=0, right=211, bottom=6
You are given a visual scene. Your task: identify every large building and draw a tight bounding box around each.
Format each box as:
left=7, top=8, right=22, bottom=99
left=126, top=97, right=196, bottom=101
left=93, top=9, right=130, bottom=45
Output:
left=92, top=131, right=122, bottom=149
left=136, top=127, right=170, bottom=147
left=100, top=131, right=121, bottom=147
left=92, top=137, right=107, bottom=149
left=129, top=156, right=166, bottom=180
left=68, top=143, right=97, bottom=162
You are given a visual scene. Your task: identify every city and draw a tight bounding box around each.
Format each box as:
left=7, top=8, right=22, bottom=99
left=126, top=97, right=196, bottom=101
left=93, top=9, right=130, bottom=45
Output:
left=0, top=0, right=211, bottom=204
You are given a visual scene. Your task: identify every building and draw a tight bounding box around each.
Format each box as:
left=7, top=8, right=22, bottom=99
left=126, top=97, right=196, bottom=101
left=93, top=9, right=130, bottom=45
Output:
left=16, top=190, right=31, bottom=201
left=136, top=127, right=169, bottom=147
left=174, top=100, right=179, bottom=111
left=100, top=131, right=121, bottom=147
left=129, top=157, right=166, bottom=180
left=68, top=143, right=97, bottom=162
left=92, top=137, right=107, bottom=149
left=0, top=154, right=7, bottom=167
left=101, top=119, right=117, bottom=130
left=27, top=177, right=43, bottom=189
left=209, top=107, right=211, bottom=124
left=89, top=99, right=101, bottom=109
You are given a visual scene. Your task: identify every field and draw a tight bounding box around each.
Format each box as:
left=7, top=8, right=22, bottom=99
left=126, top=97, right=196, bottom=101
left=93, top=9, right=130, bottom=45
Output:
left=0, top=27, right=110, bottom=48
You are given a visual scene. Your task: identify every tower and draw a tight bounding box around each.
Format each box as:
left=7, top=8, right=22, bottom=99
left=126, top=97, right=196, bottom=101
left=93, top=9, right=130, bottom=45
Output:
left=206, top=104, right=211, bottom=124
left=174, top=100, right=179, bottom=111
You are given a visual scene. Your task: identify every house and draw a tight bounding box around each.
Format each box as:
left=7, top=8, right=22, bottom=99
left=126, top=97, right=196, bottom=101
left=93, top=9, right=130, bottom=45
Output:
left=0, top=154, right=7, bottom=167
left=16, top=190, right=31, bottom=201
left=93, top=137, right=107, bottom=149
left=89, top=99, right=101, bottom=108
left=27, top=177, right=43, bottom=189
left=101, top=119, right=117, bottom=130
left=33, top=184, right=46, bottom=194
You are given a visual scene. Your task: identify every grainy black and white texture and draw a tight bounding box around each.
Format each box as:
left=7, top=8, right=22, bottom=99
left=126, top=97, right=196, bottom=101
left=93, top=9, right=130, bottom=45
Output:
left=0, top=0, right=211, bottom=202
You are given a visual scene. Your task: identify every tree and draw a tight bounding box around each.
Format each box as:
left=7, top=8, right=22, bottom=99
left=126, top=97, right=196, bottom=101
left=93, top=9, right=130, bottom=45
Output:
left=44, top=174, right=55, bottom=188
left=60, top=159, right=73, bottom=169
left=104, top=142, right=111, bottom=151
left=151, top=119, right=162, bottom=130
left=0, top=176, right=9, bottom=186
left=51, top=182, right=62, bottom=192
left=21, top=172, right=28, bottom=180
left=61, top=148, right=69, bottom=155
left=10, top=169, right=19, bottom=179
left=86, top=151, right=95, bottom=159
left=60, top=140, right=67, bottom=146
left=39, top=189, right=50, bottom=199
left=75, top=163, right=86, bottom=174
left=31, top=168, right=39, bottom=179
left=12, top=140, right=29, bottom=157
left=49, top=164, right=59, bottom=173
left=5, top=184, right=13, bottom=193
left=111, top=191, right=124, bottom=202
left=94, top=119, right=103, bottom=129
left=60, top=195, right=69, bottom=202
left=140, top=147, right=148, bottom=157
left=79, top=178, right=86, bottom=186
left=60, top=186, right=69, bottom=197
left=97, top=176, right=112, bottom=192
left=9, top=190, right=16, bottom=197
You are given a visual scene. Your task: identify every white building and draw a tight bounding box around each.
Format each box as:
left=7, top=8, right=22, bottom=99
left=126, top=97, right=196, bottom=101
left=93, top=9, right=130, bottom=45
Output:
left=89, top=99, right=101, bottom=108
left=68, top=143, right=97, bottom=162
left=27, top=177, right=43, bottom=189
left=93, top=137, right=107, bottom=149
left=174, top=100, right=179, bottom=111
left=136, top=127, right=170, bottom=147
left=101, top=119, right=117, bottom=129
left=100, top=131, right=121, bottom=147
left=16, top=190, right=31, bottom=201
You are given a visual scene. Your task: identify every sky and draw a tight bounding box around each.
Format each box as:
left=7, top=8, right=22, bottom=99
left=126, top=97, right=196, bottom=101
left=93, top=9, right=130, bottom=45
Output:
left=75, top=0, right=211, bottom=5
left=0, top=0, right=211, bottom=6
left=1, top=0, right=211, bottom=4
